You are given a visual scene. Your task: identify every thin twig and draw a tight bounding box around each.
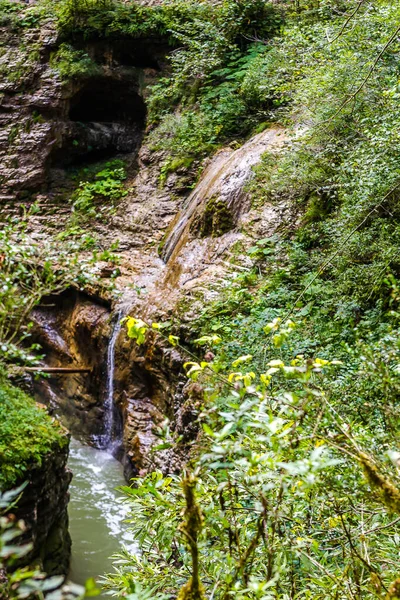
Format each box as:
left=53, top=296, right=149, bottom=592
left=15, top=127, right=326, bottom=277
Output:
left=326, top=0, right=368, bottom=45
left=323, top=24, right=400, bottom=126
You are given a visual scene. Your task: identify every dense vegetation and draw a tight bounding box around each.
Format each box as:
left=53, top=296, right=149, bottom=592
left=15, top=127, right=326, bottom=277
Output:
left=2, top=0, right=400, bottom=597
left=0, top=374, right=67, bottom=489
left=0, top=215, right=101, bottom=493
left=102, top=1, right=400, bottom=599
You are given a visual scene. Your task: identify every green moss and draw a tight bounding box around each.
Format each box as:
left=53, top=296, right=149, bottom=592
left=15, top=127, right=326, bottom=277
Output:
left=159, top=157, right=195, bottom=187
left=158, top=233, right=168, bottom=257
left=252, top=121, right=274, bottom=135
left=303, top=194, right=331, bottom=224
left=199, top=196, right=233, bottom=237
left=0, top=378, right=68, bottom=490
left=8, top=124, right=20, bottom=144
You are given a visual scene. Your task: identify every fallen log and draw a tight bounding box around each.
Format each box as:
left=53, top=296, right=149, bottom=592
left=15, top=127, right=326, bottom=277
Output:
left=25, top=367, right=92, bottom=374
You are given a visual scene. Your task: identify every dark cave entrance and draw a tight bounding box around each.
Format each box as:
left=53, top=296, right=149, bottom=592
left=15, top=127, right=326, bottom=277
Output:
left=50, top=77, right=147, bottom=169
left=69, top=78, right=147, bottom=124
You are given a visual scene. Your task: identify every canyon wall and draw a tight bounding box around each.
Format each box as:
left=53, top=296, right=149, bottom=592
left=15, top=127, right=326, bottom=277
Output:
left=15, top=438, right=72, bottom=575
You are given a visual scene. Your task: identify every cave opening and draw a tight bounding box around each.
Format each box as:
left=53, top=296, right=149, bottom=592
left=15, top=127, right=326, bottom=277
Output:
left=50, top=77, right=146, bottom=169
left=69, top=78, right=146, bottom=124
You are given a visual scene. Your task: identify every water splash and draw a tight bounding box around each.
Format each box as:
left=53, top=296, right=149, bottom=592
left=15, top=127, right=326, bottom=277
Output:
left=68, top=438, right=137, bottom=596
left=94, top=312, right=122, bottom=450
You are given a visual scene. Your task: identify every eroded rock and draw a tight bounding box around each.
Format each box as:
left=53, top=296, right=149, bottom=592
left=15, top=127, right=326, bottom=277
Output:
left=31, top=290, right=111, bottom=441
left=14, top=435, right=72, bottom=575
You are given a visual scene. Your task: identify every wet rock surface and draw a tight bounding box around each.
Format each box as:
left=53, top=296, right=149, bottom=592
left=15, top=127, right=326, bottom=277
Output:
left=14, top=436, right=72, bottom=575
left=25, top=125, right=290, bottom=479
left=31, top=290, right=111, bottom=441
left=160, top=128, right=287, bottom=263
left=114, top=332, right=188, bottom=477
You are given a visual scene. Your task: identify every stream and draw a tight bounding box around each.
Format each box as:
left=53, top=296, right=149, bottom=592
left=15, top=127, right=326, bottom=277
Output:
left=67, top=439, right=136, bottom=597
left=66, top=314, right=134, bottom=596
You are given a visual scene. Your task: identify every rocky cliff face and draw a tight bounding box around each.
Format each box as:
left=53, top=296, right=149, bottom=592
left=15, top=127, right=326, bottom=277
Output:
left=0, top=22, right=166, bottom=201
left=28, top=288, right=191, bottom=477
left=26, top=125, right=289, bottom=478
left=16, top=128, right=289, bottom=478
left=15, top=436, right=72, bottom=575
left=1, top=15, right=291, bottom=480
left=31, top=289, right=112, bottom=440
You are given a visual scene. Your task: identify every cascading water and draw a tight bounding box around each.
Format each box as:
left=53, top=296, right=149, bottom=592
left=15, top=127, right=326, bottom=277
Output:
left=94, top=313, right=122, bottom=450
left=160, top=172, right=219, bottom=263
left=161, top=128, right=287, bottom=264
left=67, top=311, right=137, bottom=597
left=68, top=439, right=136, bottom=598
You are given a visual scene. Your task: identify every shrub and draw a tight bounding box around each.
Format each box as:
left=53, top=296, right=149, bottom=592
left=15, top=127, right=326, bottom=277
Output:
left=50, top=44, right=101, bottom=80
left=0, top=213, right=101, bottom=367
left=105, top=318, right=400, bottom=599
left=71, top=160, right=127, bottom=217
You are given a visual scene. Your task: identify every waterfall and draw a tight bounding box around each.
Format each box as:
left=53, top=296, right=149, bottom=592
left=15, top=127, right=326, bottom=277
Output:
left=94, top=313, right=122, bottom=450
left=160, top=128, right=287, bottom=264
left=160, top=153, right=231, bottom=263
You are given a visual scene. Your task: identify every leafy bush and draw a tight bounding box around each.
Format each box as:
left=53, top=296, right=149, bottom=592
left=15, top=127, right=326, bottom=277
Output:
left=145, top=3, right=282, bottom=166
left=71, top=160, right=127, bottom=217
left=104, top=5, right=400, bottom=596
left=106, top=318, right=400, bottom=599
left=0, top=0, right=22, bottom=28
left=50, top=44, right=101, bottom=80
left=0, top=0, right=42, bottom=29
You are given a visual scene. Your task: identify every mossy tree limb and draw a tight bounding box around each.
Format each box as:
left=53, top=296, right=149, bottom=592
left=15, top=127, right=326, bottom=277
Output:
left=177, top=474, right=206, bottom=600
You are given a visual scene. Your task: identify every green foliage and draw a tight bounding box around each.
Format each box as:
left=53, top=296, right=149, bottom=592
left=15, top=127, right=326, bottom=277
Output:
left=159, top=157, right=195, bottom=187
left=108, top=320, right=400, bottom=599
left=147, top=42, right=278, bottom=166
left=191, top=0, right=400, bottom=381
left=0, top=0, right=22, bottom=27
left=102, top=6, right=400, bottom=596
left=0, top=0, right=42, bottom=29
left=54, top=0, right=157, bottom=39
left=148, top=111, right=219, bottom=164
left=50, top=44, right=101, bottom=80
left=0, top=488, right=95, bottom=599
left=125, top=317, right=149, bottom=346
left=0, top=378, right=68, bottom=489
left=54, top=0, right=281, bottom=45
left=0, top=213, right=101, bottom=366
left=71, top=160, right=127, bottom=217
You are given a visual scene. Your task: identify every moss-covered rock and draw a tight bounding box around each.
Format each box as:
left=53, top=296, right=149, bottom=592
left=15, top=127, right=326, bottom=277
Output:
left=0, top=377, right=68, bottom=489
left=198, top=195, right=234, bottom=238
left=0, top=375, right=72, bottom=574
